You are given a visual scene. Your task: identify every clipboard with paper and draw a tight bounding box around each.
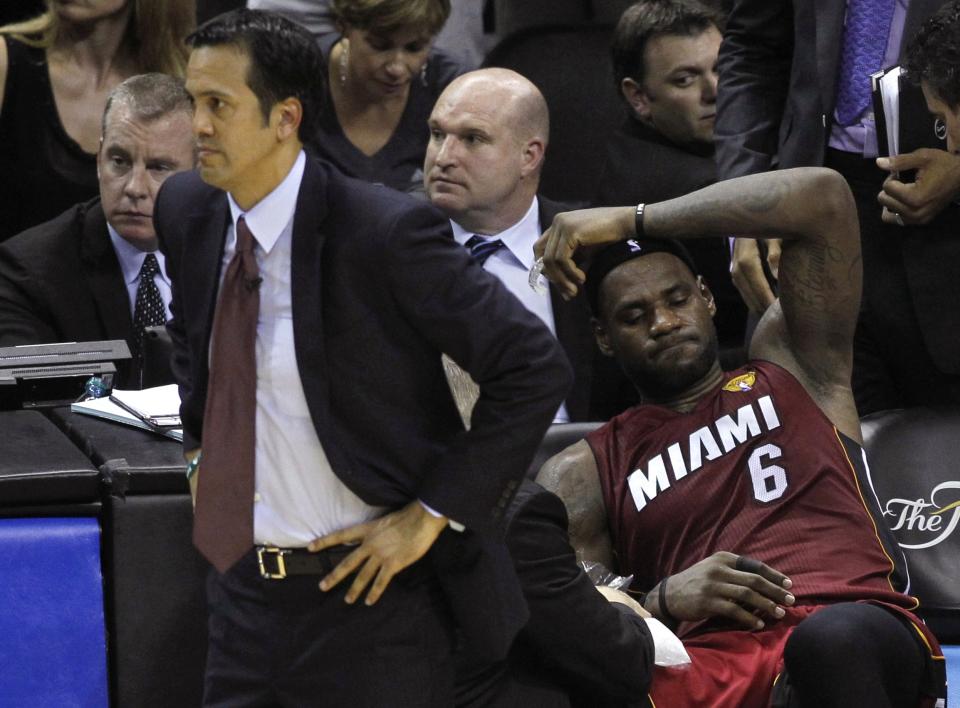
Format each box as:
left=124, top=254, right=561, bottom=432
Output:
left=72, top=383, right=183, bottom=441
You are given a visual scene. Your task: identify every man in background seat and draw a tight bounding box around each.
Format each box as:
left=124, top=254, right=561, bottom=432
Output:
left=425, top=67, right=632, bottom=421
left=0, top=73, right=195, bottom=387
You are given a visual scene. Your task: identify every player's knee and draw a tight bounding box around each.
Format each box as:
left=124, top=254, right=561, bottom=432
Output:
left=784, top=605, right=864, bottom=675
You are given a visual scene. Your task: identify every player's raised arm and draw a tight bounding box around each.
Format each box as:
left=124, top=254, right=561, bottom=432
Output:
left=536, top=168, right=862, bottom=435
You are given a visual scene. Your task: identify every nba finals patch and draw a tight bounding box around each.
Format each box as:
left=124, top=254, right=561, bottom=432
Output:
left=723, top=372, right=756, bottom=392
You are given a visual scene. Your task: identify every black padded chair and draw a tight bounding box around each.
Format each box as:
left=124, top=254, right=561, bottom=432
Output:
left=860, top=406, right=960, bottom=705
left=484, top=24, right=624, bottom=203
left=142, top=324, right=175, bottom=388
left=861, top=407, right=960, bottom=641
left=527, top=421, right=604, bottom=478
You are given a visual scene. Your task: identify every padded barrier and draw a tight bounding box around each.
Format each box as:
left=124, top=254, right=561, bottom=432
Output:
left=48, top=407, right=186, bottom=495
left=0, top=410, right=99, bottom=508
left=946, top=645, right=959, bottom=707
left=108, top=494, right=207, bottom=707
left=48, top=409, right=208, bottom=707
left=0, top=517, right=108, bottom=707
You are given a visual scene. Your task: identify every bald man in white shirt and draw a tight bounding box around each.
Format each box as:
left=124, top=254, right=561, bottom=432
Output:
left=425, top=68, right=631, bottom=421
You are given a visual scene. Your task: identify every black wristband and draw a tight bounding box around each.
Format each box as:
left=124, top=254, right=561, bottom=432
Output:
left=635, top=203, right=646, bottom=238
left=658, top=576, right=678, bottom=624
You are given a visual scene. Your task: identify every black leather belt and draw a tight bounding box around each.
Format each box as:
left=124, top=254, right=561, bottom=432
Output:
left=255, top=545, right=354, bottom=580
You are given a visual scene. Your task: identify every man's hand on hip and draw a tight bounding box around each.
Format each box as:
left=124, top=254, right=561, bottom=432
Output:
left=310, top=500, right=448, bottom=605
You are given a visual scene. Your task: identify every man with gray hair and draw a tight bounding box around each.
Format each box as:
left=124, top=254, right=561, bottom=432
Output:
left=0, top=72, right=195, bottom=386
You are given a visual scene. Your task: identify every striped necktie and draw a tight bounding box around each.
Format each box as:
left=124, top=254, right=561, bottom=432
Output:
left=465, top=234, right=506, bottom=265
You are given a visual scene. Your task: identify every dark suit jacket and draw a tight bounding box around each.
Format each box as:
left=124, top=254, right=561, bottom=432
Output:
left=0, top=198, right=138, bottom=385
left=537, top=197, right=604, bottom=422
left=715, top=0, right=944, bottom=177
left=455, top=480, right=655, bottom=708
left=155, top=158, right=572, bottom=659
left=715, top=0, right=960, bottom=376
left=537, top=197, right=643, bottom=421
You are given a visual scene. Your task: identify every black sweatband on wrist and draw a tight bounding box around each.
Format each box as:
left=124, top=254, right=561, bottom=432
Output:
left=658, top=576, right=678, bottom=624
left=635, top=203, right=645, bottom=238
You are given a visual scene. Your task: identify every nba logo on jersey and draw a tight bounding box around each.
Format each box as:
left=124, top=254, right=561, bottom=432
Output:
left=626, top=239, right=643, bottom=252
left=723, top=372, right=756, bottom=392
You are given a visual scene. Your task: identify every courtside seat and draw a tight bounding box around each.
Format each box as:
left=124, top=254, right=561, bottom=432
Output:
left=527, top=422, right=604, bottom=478
left=861, top=407, right=960, bottom=705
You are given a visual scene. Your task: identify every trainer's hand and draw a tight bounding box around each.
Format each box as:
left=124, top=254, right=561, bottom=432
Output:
left=311, top=501, right=448, bottom=606
left=534, top=206, right=636, bottom=300
left=596, top=585, right=651, bottom=618
left=655, top=551, right=794, bottom=630
left=731, top=238, right=780, bottom=314
left=877, top=149, right=960, bottom=225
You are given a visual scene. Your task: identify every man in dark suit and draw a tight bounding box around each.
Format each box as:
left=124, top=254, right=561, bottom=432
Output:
left=715, top=0, right=960, bottom=414
left=455, top=478, right=656, bottom=708
left=595, top=0, right=746, bottom=364
left=425, top=67, right=629, bottom=421
left=157, top=11, right=570, bottom=706
left=0, top=73, right=194, bottom=386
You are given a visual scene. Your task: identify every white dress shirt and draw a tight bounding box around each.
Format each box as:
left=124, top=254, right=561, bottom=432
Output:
left=108, top=224, right=172, bottom=321
left=223, top=150, right=382, bottom=547
left=451, top=197, right=569, bottom=423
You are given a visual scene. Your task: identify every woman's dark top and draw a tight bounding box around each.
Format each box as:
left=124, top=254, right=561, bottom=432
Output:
left=0, top=37, right=99, bottom=242
left=311, top=33, right=463, bottom=194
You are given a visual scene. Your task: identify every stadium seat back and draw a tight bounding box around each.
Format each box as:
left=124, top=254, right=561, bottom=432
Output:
left=861, top=407, right=960, bottom=643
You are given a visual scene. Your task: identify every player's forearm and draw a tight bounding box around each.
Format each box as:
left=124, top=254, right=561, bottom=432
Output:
left=644, top=168, right=856, bottom=251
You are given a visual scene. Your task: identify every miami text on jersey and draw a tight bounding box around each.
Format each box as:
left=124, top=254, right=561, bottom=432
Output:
left=627, top=395, right=782, bottom=511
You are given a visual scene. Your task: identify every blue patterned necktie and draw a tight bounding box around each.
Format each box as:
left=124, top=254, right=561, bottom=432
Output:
left=465, top=234, right=506, bottom=265
left=835, top=0, right=896, bottom=126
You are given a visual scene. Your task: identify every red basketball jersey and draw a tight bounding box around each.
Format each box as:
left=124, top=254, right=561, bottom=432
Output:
left=587, top=361, right=917, bottom=631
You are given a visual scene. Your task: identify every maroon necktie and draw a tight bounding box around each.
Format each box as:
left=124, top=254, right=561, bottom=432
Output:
left=193, top=216, right=260, bottom=573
